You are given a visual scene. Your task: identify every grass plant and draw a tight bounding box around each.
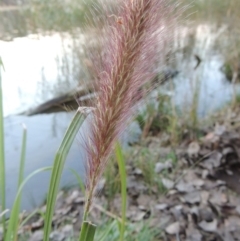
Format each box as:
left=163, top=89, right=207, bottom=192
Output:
left=11, top=124, right=27, bottom=241
left=43, top=107, right=88, bottom=241
left=5, top=166, right=52, bottom=241
left=115, top=143, right=127, bottom=241
left=0, top=57, right=6, bottom=240
left=0, top=0, right=102, bottom=40
left=95, top=218, right=161, bottom=241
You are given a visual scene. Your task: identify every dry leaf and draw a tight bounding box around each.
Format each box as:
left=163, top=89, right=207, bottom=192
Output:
left=198, top=219, right=217, bottom=232
left=165, top=222, right=180, bottom=235
left=187, top=141, right=200, bottom=157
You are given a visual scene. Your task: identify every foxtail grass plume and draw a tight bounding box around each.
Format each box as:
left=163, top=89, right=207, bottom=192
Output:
left=84, top=0, right=176, bottom=216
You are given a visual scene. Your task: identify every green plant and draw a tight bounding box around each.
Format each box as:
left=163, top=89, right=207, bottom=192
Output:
left=0, top=0, right=104, bottom=40
left=137, top=92, right=172, bottom=138
left=104, top=158, right=121, bottom=201
left=10, top=123, right=27, bottom=241
left=95, top=219, right=161, bottom=241
left=43, top=107, right=89, bottom=241
left=115, top=143, right=127, bottom=241
left=0, top=57, right=6, bottom=239
left=136, top=148, right=156, bottom=187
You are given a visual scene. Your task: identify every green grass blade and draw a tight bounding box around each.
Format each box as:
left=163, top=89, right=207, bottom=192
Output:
left=69, top=168, right=85, bottom=195
left=43, top=108, right=87, bottom=241
left=12, top=124, right=27, bottom=241
left=97, top=220, right=118, bottom=241
left=79, top=221, right=96, bottom=241
left=115, top=142, right=127, bottom=241
left=0, top=58, right=6, bottom=238
left=0, top=209, right=9, bottom=218
left=0, top=57, right=5, bottom=71
left=5, top=166, right=52, bottom=241
left=20, top=209, right=40, bottom=228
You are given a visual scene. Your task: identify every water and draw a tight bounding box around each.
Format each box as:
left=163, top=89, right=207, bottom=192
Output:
left=0, top=25, right=237, bottom=118
left=171, top=53, right=238, bottom=117
left=4, top=112, right=84, bottom=210
left=0, top=32, right=85, bottom=117
left=167, top=24, right=240, bottom=117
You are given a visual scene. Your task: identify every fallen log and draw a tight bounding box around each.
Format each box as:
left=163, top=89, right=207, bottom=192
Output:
left=20, top=82, right=95, bottom=116
left=20, top=69, right=179, bottom=116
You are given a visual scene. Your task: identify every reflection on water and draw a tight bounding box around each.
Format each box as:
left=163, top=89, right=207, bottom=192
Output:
left=0, top=25, right=238, bottom=118
left=171, top=53, right=239, bottom=117
left=4, top=111, right=141, bottom=211
left=0, top=32, right=85, bottom=117
left=167, top=24, right=240, bottom=117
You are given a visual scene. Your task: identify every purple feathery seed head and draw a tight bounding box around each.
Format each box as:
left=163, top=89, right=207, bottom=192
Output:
left=84, top=0, right=177, bottom=210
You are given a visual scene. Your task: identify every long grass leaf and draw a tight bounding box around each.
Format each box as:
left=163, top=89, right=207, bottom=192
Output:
left=12, top=124, right=27, bottom=241
left=69, top=168, right=85, bottom=195
left=0, top=58, right=6, bottom=238
left=20, top=209, right=40, bottom=228
left=97, top=220, right=118, bottom=241
left=5, top=167, right=52, bottom=241
left=79, top=221, right=96, bottom=241
left=43, top=108, right=87, bottom=241
left=0, top=209, right=9, bottom=218
left=115, top=142, right=127, bottom=241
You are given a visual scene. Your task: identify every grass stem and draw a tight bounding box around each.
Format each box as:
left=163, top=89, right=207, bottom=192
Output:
left=0, top=59, right=6, bottom=239
left=115, top=142, right=127, bottom=241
